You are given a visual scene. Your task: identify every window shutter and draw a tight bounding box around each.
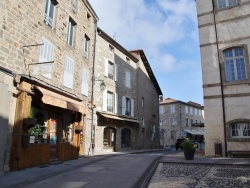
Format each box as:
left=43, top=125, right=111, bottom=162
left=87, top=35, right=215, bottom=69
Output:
left=131, top=99, right=134, bottom=117
left=34, top=37, right=54, bottom=79
left=104, top=58, right=108, bottom=77
left=115, top=63, right=118, bottom=81
left=103, top=89, right=107, bottom=111
left=122, top=96, right=126, bottom=115
left=81, top=68, right=89, bottom=96
left=64, top=56, right=74, bottom=89
left=114, top=93, right=118, bottom=114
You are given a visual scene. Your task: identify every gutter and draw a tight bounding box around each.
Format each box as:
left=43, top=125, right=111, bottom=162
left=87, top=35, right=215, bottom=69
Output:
left=212, top=1, right=227, bottom=157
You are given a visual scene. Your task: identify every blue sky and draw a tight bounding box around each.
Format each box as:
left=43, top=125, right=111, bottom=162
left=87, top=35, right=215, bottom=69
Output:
left=90, top=0, right=203, bottom=105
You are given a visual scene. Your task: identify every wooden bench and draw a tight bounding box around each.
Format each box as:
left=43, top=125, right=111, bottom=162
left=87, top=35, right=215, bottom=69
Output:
left=228, top=150, right=250, bottom=158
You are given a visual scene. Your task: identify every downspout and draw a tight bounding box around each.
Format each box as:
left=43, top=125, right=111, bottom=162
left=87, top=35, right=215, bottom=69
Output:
left=88, top=22, right=98, bottom=156
left=212, top=1, right=227, bottom=157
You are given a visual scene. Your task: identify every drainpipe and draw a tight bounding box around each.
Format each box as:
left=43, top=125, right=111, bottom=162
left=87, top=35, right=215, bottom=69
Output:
left=212, top=1, right=227, bottom=157
left=88, top=22, right=98, bottom=156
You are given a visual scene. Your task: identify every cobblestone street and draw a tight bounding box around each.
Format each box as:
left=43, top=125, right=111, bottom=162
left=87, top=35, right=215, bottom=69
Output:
left=148, top=163, right=250, bottom=188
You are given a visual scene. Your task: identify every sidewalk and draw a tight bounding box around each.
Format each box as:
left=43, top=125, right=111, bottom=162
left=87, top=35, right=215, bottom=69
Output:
left=1, top=149, right=250, bottom=188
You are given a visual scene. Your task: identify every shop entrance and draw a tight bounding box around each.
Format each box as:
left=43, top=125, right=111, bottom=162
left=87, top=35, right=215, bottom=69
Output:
left=49, top=113, right=60, bottom=160
left=121, top=128, right=131, bottom=147
left=103, top=127, right=116, bottom=151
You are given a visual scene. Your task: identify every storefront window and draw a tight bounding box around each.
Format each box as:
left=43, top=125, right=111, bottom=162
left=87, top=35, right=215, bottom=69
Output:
left=62, top=113, right=75, bottom=142
left=28, top=107, right=49, bottom=143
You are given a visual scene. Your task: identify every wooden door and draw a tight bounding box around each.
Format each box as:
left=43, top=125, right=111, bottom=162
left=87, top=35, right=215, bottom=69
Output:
left=49, top=113, right=60, bottom=160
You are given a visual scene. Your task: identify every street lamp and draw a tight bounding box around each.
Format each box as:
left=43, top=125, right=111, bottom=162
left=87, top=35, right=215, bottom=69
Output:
left=100, top=81, right=106, bottom=91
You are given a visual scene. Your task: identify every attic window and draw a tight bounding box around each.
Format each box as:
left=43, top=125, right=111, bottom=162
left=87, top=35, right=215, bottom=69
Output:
left=109, top=45, right=114, bottom=52
left=126, top=57, right=130, bottom=63
left=87, top=13, right=91, bottom=19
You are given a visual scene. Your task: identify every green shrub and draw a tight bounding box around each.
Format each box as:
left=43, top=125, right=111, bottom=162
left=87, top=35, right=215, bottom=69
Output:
left=182, top=138, right=197, bottom=150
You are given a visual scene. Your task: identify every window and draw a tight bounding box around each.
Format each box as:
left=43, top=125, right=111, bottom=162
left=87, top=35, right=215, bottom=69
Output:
left=195, top=120, right=198, bottom=124
left=185, top=106, right=188, bottom=114
left=81, top=68, right=89, bottom=96
left=122, top=96, right=134, bottom=117
left=126, top=57, right=130, bottom=63
left=231, top=123, right=250, bottom=138
left=141, top=117, right=145, bottom=128
left=125, top=70, right=131, bottom=88
left=191, top=119, right=193, bottom=126
left=103, top=90, right=117, bottom=113
left=199, top=109, right=202, bottom=116
left=159, top=106, right=164, bottom=114
left=71, top=0, right=77, bottom=13
left=83, top=35, right=90, bottom=58
left=108, top=61, right=114, bottom=79
left=67, top=18, right=76, bottom=46
left=224, top=47, right=247, bottom=81
left=160, top=119, right=163, bottom=126
left=142, top=97, right=144, bottom=108
left=170, top=117, right=176, bottom=125
left=190, top=107, right=193, bottom=115
left=63, top=56, right=74, bottom=89
left=109, top=45, right=114, bottom=52
left=33, top=37, right=54, bottom=79
left=194, top=108, right=197, bottom=116
left=107, top=92, right=114, bottom=113
left=171, top=130, right=176, bottom=139
left=186, top=118, right=189, bottom=127
left=44, top=0, right=57, bottom=29
left=170, top=105, right=175, bottom=113
left=217, top=0, right=238, bottom=9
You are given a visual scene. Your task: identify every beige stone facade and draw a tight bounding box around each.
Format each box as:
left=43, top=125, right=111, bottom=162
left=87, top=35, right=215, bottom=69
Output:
left=0, top=0, right=97, bottom=172
left=159, top=98, right=204, bottom=148
left=196, top=0, right=250, bottom=157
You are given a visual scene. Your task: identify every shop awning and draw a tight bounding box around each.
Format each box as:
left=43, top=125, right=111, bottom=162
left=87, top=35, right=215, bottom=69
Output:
left=36, top=86, right=88, bottom=114
left=183, top=129, right=205, bottom=135
left=99, top=113, right=140, bottom=123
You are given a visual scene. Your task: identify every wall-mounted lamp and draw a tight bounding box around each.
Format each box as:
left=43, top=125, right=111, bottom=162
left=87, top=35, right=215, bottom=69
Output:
left=100, top=81, right=106, bottom=91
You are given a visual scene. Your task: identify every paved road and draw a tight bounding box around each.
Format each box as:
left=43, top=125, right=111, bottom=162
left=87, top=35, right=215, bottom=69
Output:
left=17, top=151, right=172, bottom=188
left=148, top=162, right=250, bottom=188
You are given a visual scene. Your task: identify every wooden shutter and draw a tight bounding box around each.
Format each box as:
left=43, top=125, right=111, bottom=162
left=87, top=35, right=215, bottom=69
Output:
left=122, top=96, right=126, bottom=115
left=81, top=68, right=89, bottom=96
left=104, top=58, right=108, bottom=77
left=34, top=37, right=54, bottom=79
left=103, top=89, right=107, bottom=111
left=64, top=56, right=74, bottom=89
left=131, top=98, right=134, bottom=117
left=114, top=93, right=118, bottom=114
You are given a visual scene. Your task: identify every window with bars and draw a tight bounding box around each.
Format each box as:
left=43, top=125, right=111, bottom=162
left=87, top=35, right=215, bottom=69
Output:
left=231, top=123, right=250, bottom=138
left=224, top=47, right=247, bottom=81
left=44, top=0, right=57, bottom=29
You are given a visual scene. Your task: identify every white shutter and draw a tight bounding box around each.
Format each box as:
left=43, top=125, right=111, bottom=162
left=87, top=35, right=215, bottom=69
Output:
left=131, top=99, right=134, bottom=117
left=125, top=70, right=131, bottom=88
left=128, top=71, right=131, bottom=88
left=115, top=63, right=118, bottom=81
left=64, top=56, right=74, bottom=89
left=104, top=58, right=108, bottom=77
left=34, top=37, right=54, bottom=79
left=81, top=68, right=89, bottom=96
left=103, top=89, right=107, bottom=111
left=122, top=96, right=126, bottom=115
left=114, top=93, right=118, bottom=114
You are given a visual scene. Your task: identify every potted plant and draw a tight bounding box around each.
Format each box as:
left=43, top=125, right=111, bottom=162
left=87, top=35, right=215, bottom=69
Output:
left=182, top=138, right=197, bottom=160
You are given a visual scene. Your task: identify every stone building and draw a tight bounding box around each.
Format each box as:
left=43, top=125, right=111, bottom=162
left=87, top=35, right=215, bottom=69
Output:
left=90, top=28, right=162, bottom=154
left=196, top=0, right=250, bottom=157
left=159, top=98, right=204, bottom=149
left=0, top=0, right=98, bottom=172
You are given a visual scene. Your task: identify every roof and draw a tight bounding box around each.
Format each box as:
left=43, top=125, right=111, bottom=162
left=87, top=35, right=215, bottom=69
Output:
left=85, top=0, right=99, bottom=21
left=130, top=49, right=163, bottom=96
left=160, top=98, right=204, bottom=109
left=97, top=28, right=138, bottom=63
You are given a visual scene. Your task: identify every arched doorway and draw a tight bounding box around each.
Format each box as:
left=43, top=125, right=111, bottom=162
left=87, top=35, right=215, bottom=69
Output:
left=121, top=128, right=131, bottom=147
left=103, top=127, right=116, bottom=151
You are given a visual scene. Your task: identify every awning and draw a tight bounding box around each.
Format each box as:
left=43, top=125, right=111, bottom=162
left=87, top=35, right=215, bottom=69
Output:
left=183, top=129, right=205, bottom=135
left=36, top=86, right=88, bottom=114
left=99, top=113, right=140, bottom=123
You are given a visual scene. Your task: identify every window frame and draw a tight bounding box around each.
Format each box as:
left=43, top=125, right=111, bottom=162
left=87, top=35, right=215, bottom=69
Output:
left=170, top=105, right=175, bottom=113
left=216, top=0, right=239, bottom=9
left=108, top=61, right=114, bottom=79
left=67, top=17, right=77, bottom=47
left=44, top=0, right=57, bottom=29
left=107, top=91, right=114, bottom=113
left=83, top=35, right=90, bottom=58
left=220, top=45, right=250, bottom=85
